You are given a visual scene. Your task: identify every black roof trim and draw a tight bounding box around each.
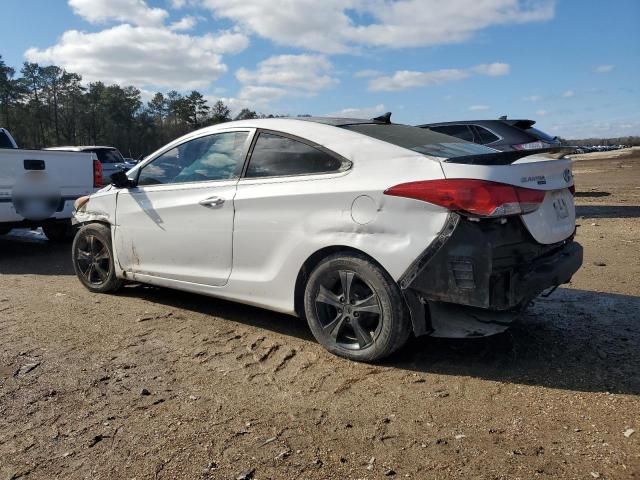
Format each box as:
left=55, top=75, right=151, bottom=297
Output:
left=416, top=119, right=536, bottom=128
left=293, top=116, right=389, bottom=127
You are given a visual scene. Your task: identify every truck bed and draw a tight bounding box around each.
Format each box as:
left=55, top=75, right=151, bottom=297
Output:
left=0, top=148, right=96, bottom=226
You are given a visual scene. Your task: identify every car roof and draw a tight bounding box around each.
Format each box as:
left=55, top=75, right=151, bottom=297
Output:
left=293, top=116, right=388, bottom=126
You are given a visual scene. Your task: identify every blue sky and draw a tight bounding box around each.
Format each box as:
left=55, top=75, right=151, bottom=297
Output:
left=1, top=0, right=638, bottom=138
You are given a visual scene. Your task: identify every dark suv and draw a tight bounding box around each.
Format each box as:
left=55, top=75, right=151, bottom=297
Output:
left=417, top=117, right=562, bottom=153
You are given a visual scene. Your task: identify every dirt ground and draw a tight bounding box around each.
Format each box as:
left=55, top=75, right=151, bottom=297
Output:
left=1, top=150, right=639, bottom=480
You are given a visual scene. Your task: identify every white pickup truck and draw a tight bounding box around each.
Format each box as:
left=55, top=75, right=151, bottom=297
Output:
left=0, top=129, right=101, bottom=241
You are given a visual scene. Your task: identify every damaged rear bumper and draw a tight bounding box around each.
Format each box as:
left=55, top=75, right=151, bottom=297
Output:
left=401, top=213, right=583, bottom=338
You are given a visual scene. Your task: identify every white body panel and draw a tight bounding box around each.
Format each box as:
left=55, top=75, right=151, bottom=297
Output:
left=113, top=180, right=238, bottom=287
left=0, top=148, right=94, bottom=224
left=74, top=118, right=576, bottom=317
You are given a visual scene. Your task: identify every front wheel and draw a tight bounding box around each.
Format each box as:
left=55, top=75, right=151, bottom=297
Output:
left=72, top=223, right=123, bottom=293
left=304, top=253, right=411, bottom=362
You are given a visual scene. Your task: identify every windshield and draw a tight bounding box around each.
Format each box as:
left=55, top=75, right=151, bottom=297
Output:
left=341, top=123, right=497, bottom=159
left=0, top=131, right=15, bottom=149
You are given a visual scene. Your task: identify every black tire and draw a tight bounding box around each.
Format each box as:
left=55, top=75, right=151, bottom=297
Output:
left=304, top=253, right=411, bottom=362
left=0, top=226, right=11, bottom=235
left=43, top=222, right=75, bottom=242
left=72, top=223, right=123, bottom=293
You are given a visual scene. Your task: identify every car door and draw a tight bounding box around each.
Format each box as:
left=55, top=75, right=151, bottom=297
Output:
left=113, top=129, right=253, bottom=287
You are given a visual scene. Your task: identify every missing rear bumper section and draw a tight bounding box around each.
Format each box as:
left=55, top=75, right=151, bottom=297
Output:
left=401, top=214, right=583, bottom=338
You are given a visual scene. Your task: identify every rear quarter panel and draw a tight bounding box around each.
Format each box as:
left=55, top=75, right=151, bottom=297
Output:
left=227, top=125, right=449, bottom=314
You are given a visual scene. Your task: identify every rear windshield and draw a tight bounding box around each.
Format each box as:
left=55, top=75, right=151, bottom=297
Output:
left=90, top=148, right=124, bottom=164
left=341, top=124, right=496, bottom=158
left=0, top=131, right=15, bottom=149
left=524, top=126, right=557, bottom=143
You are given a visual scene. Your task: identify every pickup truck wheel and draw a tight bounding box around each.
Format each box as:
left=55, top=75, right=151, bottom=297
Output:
left=43, top=222, right=74, bottom=242
left=72, top=223, right=122, bottom=293
left=304, top=253, right=411, bottom=362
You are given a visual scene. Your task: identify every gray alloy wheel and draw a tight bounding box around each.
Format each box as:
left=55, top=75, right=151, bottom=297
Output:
left=72, top=223, right=123, bottom=293
left=304, top=253, right=411, bottom=362
left=314, top=269, right=383, bottom=350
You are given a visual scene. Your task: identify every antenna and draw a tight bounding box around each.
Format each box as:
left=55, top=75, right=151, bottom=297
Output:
left=372, top=112, right=392, bottom=124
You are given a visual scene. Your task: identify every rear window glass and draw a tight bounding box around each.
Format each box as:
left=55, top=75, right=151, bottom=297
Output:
left=0, top=131, right=15, bottom=149
left=524, top=127, right=557, bottom=143
left=91, top=149, right=124, bottom=164
left=474, top=126, right=500, bottom=144
left=342, top=124, right=496, bottom=159
left=429, top=124, right=475, bottom=142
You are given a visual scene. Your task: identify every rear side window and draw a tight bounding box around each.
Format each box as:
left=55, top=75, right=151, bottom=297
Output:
left=429, top=125, right=475, bottom=142
left=473, top=126, right=500, bottom=144
left=246, top=132, right=345, bottom=178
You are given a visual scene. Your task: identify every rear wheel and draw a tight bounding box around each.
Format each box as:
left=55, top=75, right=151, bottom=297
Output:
left=43, top=222, right=74, bottom=242
left=304, top=253, right=411, bottom=362
left=72, top=223, right=122, bottom=293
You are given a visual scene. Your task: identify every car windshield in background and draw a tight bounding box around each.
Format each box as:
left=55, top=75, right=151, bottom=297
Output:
left=92, top=148, right=124, bottom=164
left=0, top=131, right=14, bottom=149
left=342, top=124, right=497, bottom=159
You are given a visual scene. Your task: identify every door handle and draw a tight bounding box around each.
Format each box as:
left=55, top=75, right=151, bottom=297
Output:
left=199, top=196, right=225, bottom=207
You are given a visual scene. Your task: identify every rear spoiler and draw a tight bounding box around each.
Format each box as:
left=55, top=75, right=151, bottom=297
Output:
left=445, top=147, right=574, bottom=165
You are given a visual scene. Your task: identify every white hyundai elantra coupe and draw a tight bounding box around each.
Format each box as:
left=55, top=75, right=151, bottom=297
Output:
left=72, top=116, right=582, bottom=361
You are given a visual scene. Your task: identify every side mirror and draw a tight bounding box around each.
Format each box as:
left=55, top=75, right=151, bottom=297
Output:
left=110, top=170, right=135, bottom=189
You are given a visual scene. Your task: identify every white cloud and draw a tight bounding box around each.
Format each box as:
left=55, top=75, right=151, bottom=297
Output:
left=370, top=69, right=469, bottom=91
left=68, top=0, right=168, bottom=26
left=535, top=109, right=548, bottom=116
left=327, top=104, right=386, bottom=118
left=523, top=95, right=542, bottom=102
left=469, top=105, right=490, bottom=111
left=218, top=85, right=289, bottom=114
left=198, top=0, right=555, bottom=53
left=26, top=25, right=249, bottom=90
left=169, top=15, right=199, bottom=31
left=368, top=62, right=509, bottom=91
left=472, top=62, right=510, bottom=76
left=236, top=55, right=336, bottom=92
left=353, top=69, right=382, bottom=78
left=595, top=65, right=614, bottom=73
left=562, top=89, right=575, bottom=97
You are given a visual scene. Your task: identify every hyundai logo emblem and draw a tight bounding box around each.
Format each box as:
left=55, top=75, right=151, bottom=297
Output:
left=563, top=168, right=572, bottom=183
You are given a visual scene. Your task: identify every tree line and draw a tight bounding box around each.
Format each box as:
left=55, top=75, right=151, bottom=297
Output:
left=2, top=55, right=638, bottom=156
left=0, top=55, right=263, bottom=158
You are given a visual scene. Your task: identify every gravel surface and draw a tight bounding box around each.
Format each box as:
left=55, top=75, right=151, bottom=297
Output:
left=1, top=152, right=638, bottom=479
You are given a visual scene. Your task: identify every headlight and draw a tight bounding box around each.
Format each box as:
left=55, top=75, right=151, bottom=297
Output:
left=74, top=196, right=90, bottom=211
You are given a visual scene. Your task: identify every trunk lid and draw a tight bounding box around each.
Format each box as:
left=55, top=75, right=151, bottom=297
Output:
left=440, top=155, right=575, bottom=244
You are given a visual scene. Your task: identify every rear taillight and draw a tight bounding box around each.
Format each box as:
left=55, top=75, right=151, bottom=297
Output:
left=93, top=160, right=103, bottom=188
left=384, top=179, right=546, bottom=217
left=512, top=141, right=550, bottom=150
